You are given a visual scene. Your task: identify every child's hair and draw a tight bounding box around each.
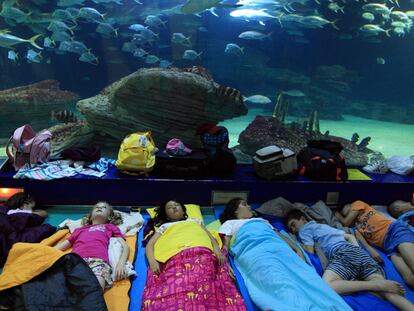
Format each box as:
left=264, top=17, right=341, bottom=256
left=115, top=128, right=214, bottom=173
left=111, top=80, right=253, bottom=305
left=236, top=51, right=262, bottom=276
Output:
left=142, top=199, right=187, bottom=247
left=285, top=209, right=307, bottom=227
left=81, top=201, right=123, bottom=226
left=388, top=200, right=405, bottom=219
left=152, top=199, right=187, bottom=227
left=219, top=197, right=244, bottom=224
left=5, top=193, right=35, bottom=209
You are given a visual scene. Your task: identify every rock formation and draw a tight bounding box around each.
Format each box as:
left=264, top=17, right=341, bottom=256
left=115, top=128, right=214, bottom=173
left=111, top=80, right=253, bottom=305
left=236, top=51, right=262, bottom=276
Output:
left=0, top=80, right=80, bottom=136
left=76, top=67, right=248, bottom=149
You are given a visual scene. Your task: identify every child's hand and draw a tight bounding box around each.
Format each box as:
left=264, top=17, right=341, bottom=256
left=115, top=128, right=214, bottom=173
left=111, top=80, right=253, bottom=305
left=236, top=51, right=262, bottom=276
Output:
left=215, top=250, right=226, bottom=266
left=372, top=252, right=383, bottom=264
left=114, top=263, right=126, bottom=281
left=149, top=259, right=161, bottom=275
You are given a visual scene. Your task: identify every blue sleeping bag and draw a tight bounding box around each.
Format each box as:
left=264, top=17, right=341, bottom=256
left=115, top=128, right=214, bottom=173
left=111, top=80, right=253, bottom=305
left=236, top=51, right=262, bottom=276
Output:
left=230, top=219, right=352, bottom=311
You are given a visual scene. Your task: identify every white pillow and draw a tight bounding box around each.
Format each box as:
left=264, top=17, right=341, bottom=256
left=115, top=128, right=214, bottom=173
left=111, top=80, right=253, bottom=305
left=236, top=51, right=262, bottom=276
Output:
left=58, top=210, right=144, bottom=236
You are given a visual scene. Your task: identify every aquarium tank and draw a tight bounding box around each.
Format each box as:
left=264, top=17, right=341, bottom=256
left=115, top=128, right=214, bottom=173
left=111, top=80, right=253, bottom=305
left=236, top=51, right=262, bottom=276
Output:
left=0, top=0, right=413, bottom=167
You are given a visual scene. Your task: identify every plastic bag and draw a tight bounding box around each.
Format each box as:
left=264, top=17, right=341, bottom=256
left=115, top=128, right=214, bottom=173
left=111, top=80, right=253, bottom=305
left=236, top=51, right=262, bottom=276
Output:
left=387, top=155, right=414, bottom=175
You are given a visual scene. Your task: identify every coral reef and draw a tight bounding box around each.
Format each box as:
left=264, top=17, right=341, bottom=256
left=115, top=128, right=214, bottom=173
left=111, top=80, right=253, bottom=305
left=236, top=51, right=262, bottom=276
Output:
left=75, top=67, right=248, bottom=149
left=0, top=80, right=80, bottom=136
left=235, top=114, right=383, bottom=166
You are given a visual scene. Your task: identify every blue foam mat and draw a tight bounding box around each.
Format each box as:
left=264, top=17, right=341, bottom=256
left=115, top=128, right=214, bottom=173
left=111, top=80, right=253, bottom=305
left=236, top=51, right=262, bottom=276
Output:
left=213, top=206, right=414, bottom=311
left=129, top=216, right=149, bottom=311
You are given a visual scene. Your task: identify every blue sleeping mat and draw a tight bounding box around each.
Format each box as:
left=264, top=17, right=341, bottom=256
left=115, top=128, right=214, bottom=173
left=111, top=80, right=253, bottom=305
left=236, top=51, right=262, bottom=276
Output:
left=213, top=206, right=413, bottom=311
left=129, top=215, right=149, bottom=311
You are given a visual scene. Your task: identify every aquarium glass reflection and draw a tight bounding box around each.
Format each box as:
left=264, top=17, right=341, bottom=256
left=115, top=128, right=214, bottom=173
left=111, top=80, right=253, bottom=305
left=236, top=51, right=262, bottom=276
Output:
left=0, top=0, right=413, bottom=166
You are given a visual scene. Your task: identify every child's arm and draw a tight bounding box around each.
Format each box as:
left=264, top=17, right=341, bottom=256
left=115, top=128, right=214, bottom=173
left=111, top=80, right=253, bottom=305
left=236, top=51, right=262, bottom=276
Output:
left=114, top=237, right=130, bottom=281
left=33, top=209, right=48, bottom=218
left=202, top=225, right=226, bottom=265
left=355, top=230, right=383, bottom=263
left=145, top=232, right=161, bottom=275
left=334, top=209, right=359, bottom=227
left=54, top=240, right=72, bottom=251
left=223, top=235, right=231, bottom=252
left=274, top=229, right=306, bottom=260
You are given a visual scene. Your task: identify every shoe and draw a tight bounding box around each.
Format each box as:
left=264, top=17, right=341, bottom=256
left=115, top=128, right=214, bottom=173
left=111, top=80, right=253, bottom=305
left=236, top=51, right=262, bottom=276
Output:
left=363, top=160, right=388, bottom=174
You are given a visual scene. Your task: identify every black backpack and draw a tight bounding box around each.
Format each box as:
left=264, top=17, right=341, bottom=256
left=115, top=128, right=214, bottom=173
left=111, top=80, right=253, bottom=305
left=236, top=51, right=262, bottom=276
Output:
left=199, top=126, right=236, bottom=176
left=297, top=140, right=348, bottom=181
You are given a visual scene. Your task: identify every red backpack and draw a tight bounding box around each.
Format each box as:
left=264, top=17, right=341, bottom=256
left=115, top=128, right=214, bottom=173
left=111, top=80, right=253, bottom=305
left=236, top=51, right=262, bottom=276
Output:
left=6, top=125, right=52, bottom=170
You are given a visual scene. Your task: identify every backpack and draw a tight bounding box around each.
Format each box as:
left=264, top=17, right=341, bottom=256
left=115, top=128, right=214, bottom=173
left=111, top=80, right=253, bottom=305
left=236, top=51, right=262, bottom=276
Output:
left=199, top=126, right=236, bottom=176
left=6, top=124, right=52, bottom=171
left=297, top=140, right=348, bottom=181
left=116, top=132, right=156, bottom=175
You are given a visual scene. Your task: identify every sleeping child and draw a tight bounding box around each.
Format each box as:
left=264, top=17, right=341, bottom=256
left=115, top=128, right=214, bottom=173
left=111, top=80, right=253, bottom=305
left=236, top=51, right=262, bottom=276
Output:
left=286, top=210, right=414, bottom=311
left=143, top=199, right=246, bottom=310
left=335, top=200, right=414, bottom=290
left=55, top=201, right=129, bottom=290
left=219, top=197, right=352, bottom=311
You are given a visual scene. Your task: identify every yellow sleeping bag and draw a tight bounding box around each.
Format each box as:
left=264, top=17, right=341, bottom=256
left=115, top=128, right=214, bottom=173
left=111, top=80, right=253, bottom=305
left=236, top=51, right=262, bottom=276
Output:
left=154, top=221, right=218, bottom=263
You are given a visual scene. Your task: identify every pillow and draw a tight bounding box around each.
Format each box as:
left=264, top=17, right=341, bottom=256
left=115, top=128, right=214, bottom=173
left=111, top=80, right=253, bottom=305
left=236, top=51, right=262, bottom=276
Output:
left=146, top=204, right=204, bottom=223
left=373, top=205, right=396, bottom=221
left=256, top=197, right=296, bottom=218
left=58, top=210, right=144, bottom=236
left=206, top=219, right=221, bottom=231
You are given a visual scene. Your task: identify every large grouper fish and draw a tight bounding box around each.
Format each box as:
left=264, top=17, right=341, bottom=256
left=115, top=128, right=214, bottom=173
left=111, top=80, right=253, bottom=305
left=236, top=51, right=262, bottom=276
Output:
left=0, top=30, right=43, bottom=49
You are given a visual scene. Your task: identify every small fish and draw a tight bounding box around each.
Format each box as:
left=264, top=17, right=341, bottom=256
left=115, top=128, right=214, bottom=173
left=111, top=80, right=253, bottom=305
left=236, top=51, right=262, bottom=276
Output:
left=282, top=89, right=306, bottom=97
left=133, top=47, right=148, bottom=58
left=79, top=51, right=98, bottom=65
left=0, top=32, right=43, bottom=49
left=376, top=57, right=385, bottom=65
left=7, top=50, right=18, bottom=61
left=43, top=37, right=55, bottom=48
left=145, top=54, right=160, bottom=64
left=128, top=23, right=147, bottom=31
left=328, top=2, right=344, bottom=14
left=362, top=12, right=375, bottom=22
left=171, top=32, right=192, bottom=46
left=224, top=43, right=244, bottom=56
left=183, top=49, right=202, bottom=60
left=159, top=59, right=173, bottom=68
left=79, top=7, right=105, bottom=21
left=144, top=15, right=167, bottom=28
left=238, top=31, right=271, bottom=40
left=51, top=110, right=79, bottom=123
left=243, top=95, right=272, bottom=105
left=26, top=49, right=42, bottom=63
left=96, top=22, right=118, bottom=37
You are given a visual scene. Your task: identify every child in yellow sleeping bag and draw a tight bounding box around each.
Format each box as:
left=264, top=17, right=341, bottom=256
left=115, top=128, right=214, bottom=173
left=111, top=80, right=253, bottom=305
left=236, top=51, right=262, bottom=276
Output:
left=142, top=200, right=246, bottom=310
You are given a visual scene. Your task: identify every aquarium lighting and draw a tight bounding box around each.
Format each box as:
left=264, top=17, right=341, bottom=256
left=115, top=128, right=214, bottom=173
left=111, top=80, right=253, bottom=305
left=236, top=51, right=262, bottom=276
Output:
left=0, top=188, right=24, bottom=201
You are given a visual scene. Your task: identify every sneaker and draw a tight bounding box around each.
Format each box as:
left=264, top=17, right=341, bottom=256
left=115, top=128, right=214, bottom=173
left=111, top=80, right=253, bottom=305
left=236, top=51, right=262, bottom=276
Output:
left=363, top=160, right=388, bottom=174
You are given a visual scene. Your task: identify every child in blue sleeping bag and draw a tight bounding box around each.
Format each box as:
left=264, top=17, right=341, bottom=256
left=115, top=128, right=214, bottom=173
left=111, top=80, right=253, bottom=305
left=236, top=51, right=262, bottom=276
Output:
left=219, top=198, right=353, bottom=311
left=286, top=210, right=414, bottom=311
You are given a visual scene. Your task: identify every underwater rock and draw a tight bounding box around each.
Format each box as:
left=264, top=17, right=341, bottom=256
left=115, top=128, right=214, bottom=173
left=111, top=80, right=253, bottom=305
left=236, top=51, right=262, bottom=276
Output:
left=237, top=115, right=381, bottom=166
left=49, top=122, right=94, bottom=158
left=77, top=67, right=248, bottom=147
left=0, top=80, right=80, bottom=136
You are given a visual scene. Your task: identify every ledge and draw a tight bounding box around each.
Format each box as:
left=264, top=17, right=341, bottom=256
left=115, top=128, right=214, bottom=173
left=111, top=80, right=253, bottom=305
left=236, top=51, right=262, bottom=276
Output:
left=0, top=165, right=413, bottom=206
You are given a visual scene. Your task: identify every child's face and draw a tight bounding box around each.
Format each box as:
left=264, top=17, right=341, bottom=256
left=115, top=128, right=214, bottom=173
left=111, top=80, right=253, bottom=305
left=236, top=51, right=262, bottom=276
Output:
left=165, top=201, right=185, bottom=221
left=21, top=199, right=35, bottom=211
left=392, top=201, right=414, bottom=216
left=235, top=200, right=253, bottom=219
left=287, top=216, right=306, bottom=234
left=91, top=202, right=112, bottom=222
